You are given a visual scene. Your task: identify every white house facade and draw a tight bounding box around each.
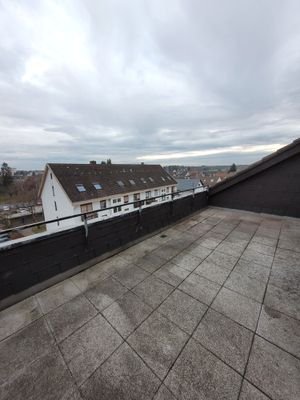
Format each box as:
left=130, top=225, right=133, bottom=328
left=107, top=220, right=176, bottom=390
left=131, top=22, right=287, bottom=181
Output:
left=39, top=162, right=178, bottom=232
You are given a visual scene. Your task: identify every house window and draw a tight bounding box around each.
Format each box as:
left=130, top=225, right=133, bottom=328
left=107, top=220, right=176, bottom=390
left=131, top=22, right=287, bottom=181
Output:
left=76, top=184, right=86, bottom=192
left=166, top=187, right=170, bottom=193
left=117, top=180, right=125, bottom=187
left=129, top=179, right=136, bottom=185
left=52, top=185, right=55, bottom=196
left=161, top=176, right=166, bottom=182
left=172, top=186, right=176, bottom=193
left=93, top=183, right=102, bottom=190
left=50, top=173, right=53, bottom=180
left=114, top=206, right=122, bottom=213
left=149, top=177, right=154, bottom=182
left=140, top=177, right=147, bottom=183
left=54, top=201, right=57, bottom=211
left=145, top=191, right=153, bottom=205
left=124, top=195, right=129, bottom=203
left=80, top=203, right=97, bottom=220
left=113, top=198, right=121, bottom=204
left=100, top=200, right=106, bottom=209
left=134, top=193, right=141, bottom=208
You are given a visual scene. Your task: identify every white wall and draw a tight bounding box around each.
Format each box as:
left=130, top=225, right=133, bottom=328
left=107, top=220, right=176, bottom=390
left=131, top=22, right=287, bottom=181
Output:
left=42, top=178, right=177, bottom=232
left=41, top=167, right=75, bottom=231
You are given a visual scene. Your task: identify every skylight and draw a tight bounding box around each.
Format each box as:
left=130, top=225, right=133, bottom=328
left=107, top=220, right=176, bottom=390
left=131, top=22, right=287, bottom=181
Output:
left=93, top=183, right=102, bottom=190
left=129, top=179, right=136, bottom=185
left=117, top=180, right=125, bottom=187
left=141, top=178, right=147, bottom=183
left=76, top=184, right=86, bottom=192
left=161, top=177, right=166, bottom=181
left=149, top=177, right=154, bottom=182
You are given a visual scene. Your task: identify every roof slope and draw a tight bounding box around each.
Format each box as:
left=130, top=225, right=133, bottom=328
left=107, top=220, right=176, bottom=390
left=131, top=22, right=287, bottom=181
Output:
left=45, top=163, right=177, bottom=202
left=210, top=138, right=300, bottom=195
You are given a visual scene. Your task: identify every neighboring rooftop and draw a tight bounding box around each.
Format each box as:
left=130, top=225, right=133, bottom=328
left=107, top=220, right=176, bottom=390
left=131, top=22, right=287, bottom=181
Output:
left=1, top=206, right=299, bottom=400
left=40, top=163, right=177, bottom=202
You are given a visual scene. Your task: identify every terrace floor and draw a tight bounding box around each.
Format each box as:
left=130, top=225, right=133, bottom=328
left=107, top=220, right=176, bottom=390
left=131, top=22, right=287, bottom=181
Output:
left=0, top=207, right=300, bottom=400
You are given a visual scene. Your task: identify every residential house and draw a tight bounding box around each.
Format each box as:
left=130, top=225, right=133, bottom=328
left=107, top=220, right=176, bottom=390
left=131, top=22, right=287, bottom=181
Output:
left=39, top=162, right=177, bottom=231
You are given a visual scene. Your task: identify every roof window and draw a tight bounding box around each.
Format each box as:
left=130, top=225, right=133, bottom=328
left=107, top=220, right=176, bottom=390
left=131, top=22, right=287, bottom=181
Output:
left=140, top=178, right=147, bottom=183
left=76, top=184, right=86, bottom=192
left=167, top=176, right=172, bottom=181
left=117, top=180, right=125, bottom=187
left=93, top=183, right=102, bottom=190
left=129, top=179, right=136, bottom=185
left=149, top=177, right=154, bottom=182
left=161, top=176, right=166, bottom=181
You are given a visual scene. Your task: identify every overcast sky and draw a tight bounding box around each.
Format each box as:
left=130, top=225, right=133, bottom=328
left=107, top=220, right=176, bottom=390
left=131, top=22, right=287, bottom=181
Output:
left=0, top=0, right=300, bottom=169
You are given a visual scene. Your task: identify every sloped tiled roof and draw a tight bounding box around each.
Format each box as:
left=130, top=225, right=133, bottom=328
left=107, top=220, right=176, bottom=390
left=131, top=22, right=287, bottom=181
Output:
left=45, top=163, right=177, bottom=203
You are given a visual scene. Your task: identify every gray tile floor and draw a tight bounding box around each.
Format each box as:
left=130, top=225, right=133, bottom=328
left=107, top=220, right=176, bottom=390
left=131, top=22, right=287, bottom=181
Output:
left=0, top=207, right=300, bottom=400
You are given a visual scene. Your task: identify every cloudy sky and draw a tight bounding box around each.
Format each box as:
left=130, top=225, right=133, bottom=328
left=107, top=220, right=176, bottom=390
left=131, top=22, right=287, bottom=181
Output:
left=0, top=0, right=300, bottom=169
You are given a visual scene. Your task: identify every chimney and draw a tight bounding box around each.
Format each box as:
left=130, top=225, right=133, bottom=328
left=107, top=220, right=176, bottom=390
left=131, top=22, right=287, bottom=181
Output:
left=89, top=160, right=96, bottom=165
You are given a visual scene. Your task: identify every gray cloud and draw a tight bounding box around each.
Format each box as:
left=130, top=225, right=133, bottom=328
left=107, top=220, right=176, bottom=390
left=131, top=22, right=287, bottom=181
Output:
left=0, top=0, right=299, bottom=169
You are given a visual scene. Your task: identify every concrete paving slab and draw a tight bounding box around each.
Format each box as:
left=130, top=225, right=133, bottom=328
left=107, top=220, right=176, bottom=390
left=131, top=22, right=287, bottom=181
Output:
left=70, top=263, right=109, bottom=292
left=60, top=314, right=123, bottom=385
left=178, top=273, right=220, bottom=305
left=152, top=244, right=181, bottom=260
left=216, top=240, right=245, bottom=257
left=84, top=276, right=128, bottom=311
left=46, top=295, right=97, bottom=342
left=154, top=262, right=190, bottom=287
left=193, top=309, right=253, bottom=374
left=36, top=279, right=81, bottom=314
left=102, top=291, right=152, bottom=338
left=233, top=259, right=270, bottom=283
left=0, top=318, right=54, bottom=384
left=225, top=271, right=266, bottom=302
left=246, top=336, right=300, bottom=400
left=165, top=338, right=242, bottom=400
left=0, top=349, right=76, bottom=400
left=80, top=342, right=160, bottom=400
left=171, top=251, right=201, bottom=272
left=264, top=283, right=300, bottom=321
left=0, top=296, right=42, bottom=342
left=269, top=262, right=300, bottom=292
left=194, top=260, right=231, bottom=285
left=205, top=250, right=239, bottom=271
left=134, top=252, right=166, bottom=273
left=113, top=264, right=149, bottom=289
left=158, top=289, right=207, bottom=334
left=241, top=249, right=274, bottom=268
left=239, top=380, right=269, bottom=400
left=257, top=305, right=300, bottom=358
left=188, top=243, right=212, bottom=260
left=153, top=385, right=177, bottom=400
left=246, top=242, right=276, bottom=256
left=128, top=311, right=188, bottom=379
left=132, top=275, right=173, bottom=308
left=212, top=287, right=261, bottom=331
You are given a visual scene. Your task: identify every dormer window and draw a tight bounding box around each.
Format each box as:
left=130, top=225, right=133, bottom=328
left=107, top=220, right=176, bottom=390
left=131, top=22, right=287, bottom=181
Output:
left=76, top=184, right=86, bottom=192
left=93, top=183, right=102, bottom=190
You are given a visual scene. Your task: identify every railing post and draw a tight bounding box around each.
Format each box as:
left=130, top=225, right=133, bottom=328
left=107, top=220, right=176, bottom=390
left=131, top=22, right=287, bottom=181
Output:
left=83, top=213, right=88, bottom=240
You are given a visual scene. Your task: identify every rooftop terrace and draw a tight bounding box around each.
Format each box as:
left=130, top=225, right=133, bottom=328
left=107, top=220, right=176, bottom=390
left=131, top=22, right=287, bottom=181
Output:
left=0, top=206, right=299, bottom=400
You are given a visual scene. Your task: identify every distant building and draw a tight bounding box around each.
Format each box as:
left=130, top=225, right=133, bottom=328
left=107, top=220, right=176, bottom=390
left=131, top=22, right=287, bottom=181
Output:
left=176, top=178, right=205, bottom=192
left=39, top=162, right=177, bottom=231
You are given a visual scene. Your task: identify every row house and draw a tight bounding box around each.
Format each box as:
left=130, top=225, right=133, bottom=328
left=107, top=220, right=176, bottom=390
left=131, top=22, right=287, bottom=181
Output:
left=39, top=162, right=177, bottom=231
